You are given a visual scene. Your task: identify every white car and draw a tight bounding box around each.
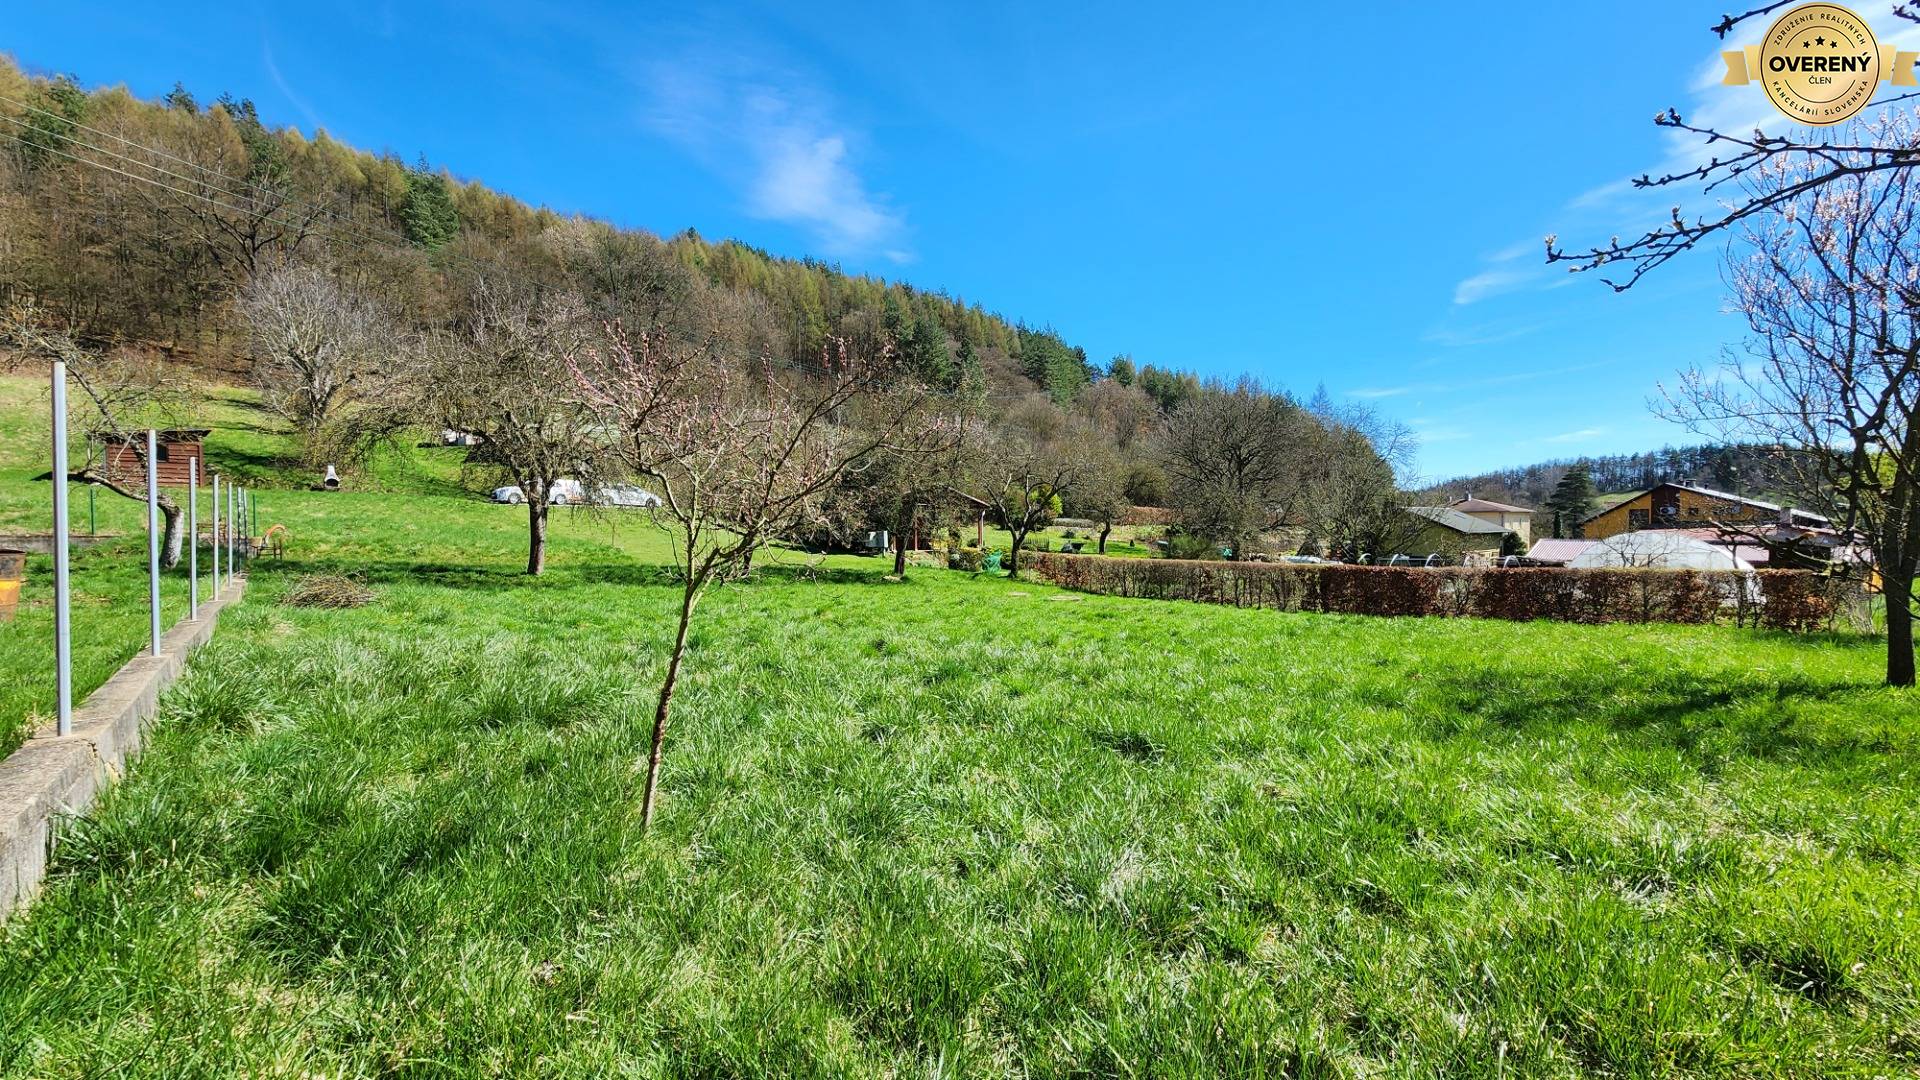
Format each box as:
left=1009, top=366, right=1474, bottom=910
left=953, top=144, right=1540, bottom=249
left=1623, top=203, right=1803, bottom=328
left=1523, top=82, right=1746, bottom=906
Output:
left=593, top=485, right=662, bottom=508
left=491, top=479, right=585, bottom=505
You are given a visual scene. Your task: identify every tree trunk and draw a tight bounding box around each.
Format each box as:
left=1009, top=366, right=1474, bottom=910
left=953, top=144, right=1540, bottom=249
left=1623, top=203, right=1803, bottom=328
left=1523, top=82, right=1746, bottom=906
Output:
left=75, top=468, right=184, bottom=567
left=641, top=581, right=700, bottom=828
left=527, top=499, right=549, bottom=576
left=1007, top=531, right=1024, bottom=578
left=892, top=498, right=911, bottom=577
left=1887, top=578, right=1914, bottom=688
left=1098, top=522, right=1111, bottom=555
left=1882, top=463, right=1920, bottom=687
left=160, top=502, right=184, bottom=568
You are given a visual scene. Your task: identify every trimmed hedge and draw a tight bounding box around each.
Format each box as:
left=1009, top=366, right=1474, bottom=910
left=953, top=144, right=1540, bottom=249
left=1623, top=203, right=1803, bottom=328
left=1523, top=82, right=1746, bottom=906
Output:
left=1025, top=552, right=1848, bottom=629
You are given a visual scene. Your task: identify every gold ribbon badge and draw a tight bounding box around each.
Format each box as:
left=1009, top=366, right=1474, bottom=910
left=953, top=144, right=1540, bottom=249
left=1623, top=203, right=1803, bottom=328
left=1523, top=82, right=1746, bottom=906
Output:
left=1718, top=4, right=1914, bottom=124
left=1722, top=44, right=1919, bottom=86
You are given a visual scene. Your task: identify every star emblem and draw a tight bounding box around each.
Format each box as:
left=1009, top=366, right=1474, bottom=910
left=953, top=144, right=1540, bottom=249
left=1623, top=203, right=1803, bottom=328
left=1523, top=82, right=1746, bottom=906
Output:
left=1815, top=35, right=1826, bottom=45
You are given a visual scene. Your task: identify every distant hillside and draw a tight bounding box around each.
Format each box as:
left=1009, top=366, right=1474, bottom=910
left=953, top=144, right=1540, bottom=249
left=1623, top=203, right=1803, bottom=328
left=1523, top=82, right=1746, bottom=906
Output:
left=1424, top=444, right=1801, bottom=514
left=0, top=57, right=1216, bottom=413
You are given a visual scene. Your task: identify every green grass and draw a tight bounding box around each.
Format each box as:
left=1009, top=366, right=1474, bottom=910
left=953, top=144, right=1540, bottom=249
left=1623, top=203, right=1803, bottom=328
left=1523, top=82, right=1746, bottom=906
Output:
left=1, top=374, right=1917, bottom=1075
left=0, top=372, right=546, bottom=755
left=970, top=524, right=1156, bottom=560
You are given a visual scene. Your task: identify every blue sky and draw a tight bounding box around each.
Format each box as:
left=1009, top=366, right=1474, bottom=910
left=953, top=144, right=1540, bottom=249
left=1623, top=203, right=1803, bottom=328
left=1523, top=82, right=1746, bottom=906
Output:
left=8, top=2, right=1895, bottom=478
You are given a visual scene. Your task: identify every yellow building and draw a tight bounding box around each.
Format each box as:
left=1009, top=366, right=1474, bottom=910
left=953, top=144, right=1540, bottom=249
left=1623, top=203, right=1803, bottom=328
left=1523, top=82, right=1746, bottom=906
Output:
left=1448, top=495, right=1533, bottom=546
left=1580, top=483, right=1829, bottom=540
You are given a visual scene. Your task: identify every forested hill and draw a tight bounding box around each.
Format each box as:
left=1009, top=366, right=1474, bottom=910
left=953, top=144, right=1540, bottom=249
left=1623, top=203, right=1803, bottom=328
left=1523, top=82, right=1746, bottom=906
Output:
left=0, top=58, right=1204, bottom=410
left=1427, top=443, right=1799, bottom=508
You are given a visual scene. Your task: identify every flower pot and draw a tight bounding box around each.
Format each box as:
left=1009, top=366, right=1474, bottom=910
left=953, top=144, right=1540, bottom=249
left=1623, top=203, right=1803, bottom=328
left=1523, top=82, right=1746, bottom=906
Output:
left=0, top=548, right=24, bottom=623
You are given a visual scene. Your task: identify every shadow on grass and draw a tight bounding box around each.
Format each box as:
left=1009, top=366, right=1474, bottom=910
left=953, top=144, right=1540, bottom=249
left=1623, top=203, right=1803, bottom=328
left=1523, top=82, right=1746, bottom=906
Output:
left=208, top=442, right=305, bottom=484
left=260, top=558, right=896, bottom=592
left=1413, top=657, right=1903, bottom=768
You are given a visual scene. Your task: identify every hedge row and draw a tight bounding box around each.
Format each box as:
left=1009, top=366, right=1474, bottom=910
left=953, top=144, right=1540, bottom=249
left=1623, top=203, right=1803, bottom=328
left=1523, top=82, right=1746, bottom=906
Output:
left=1024, top=553, right=1851, bottom=630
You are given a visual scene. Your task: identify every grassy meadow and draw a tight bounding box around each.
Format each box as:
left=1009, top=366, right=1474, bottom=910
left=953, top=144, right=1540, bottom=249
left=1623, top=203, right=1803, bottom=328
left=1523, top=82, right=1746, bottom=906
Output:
left=0, top=372, right=1916, bottom=1076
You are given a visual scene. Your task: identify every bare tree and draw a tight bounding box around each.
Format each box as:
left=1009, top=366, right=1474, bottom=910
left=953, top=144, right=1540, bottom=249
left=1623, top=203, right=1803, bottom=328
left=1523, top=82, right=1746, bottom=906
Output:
left=1066, top=435, right=1130, bottom=555
left=1, top=304, right=196, bottom=564
left=238, top=264, right=394, bottom=462
left=1301, top=396, right=1420, bottom=561
left=972, top=398, right=1087, bottom=576
left=1157, top=379, right=1317, bottom=559
left=848, top=423, right=971, bottom=579
left=1662, top=117, right=1920, bottom=684
left=147, top=100, right=331, bottom=283
left=572, top=334, right=936, bottom=827
left=427, top=279, right=615, bottom=575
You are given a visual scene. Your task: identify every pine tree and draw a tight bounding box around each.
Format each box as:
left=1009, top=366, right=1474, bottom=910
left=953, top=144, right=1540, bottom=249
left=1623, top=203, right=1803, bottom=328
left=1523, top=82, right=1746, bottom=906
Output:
left=904, top=317, right=955, bottom=389
left=954, top=337, right=986, bottom=404
left=1545, top=462, right=1597, bottom=538
left=164, top=82, right=198, bottom=113
left=1107, top=354, right=1135, bottom=386
left=402, top=159, right=460, bottom=250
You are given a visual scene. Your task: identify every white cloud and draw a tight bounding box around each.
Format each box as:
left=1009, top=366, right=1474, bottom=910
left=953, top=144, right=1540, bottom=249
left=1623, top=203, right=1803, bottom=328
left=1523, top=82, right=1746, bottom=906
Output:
left=261, top=41, right=322, bottom=132
left=1344, top=360, right=1610, bottom=404
left=642, top=54, right=908, bottom=261
left=1449, top=223, right=1558, bottom=306
left=1542, top=426, right=1607, bottom=443
left=1422, top=320, right=1543, bottom=348
left=745, top=130, right=902, bottom=255
left=1453, top=268, right=1533, bottom=305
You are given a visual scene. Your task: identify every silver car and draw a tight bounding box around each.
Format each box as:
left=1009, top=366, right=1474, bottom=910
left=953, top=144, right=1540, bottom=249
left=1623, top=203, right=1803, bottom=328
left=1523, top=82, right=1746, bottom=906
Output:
left=593, top=485, right=662, bottom=508
left=490, top=479, right=585, bottom=505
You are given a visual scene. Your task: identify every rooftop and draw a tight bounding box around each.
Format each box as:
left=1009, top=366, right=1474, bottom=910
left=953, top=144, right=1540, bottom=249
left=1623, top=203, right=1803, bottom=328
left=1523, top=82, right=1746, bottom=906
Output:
left=1523, top=538, right=1594, bottom=563
left=104, top=428, right=212, bottom=443
left=1580, top=481, right=1831, bottom=526
left=1407, top=505, right=1513, bottom=535
left=1450, top=496, right=1533, bottom=514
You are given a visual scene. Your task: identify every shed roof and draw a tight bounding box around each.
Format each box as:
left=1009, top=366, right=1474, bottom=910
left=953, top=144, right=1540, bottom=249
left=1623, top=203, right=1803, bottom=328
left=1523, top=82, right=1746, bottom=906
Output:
left=1523, top=538, right=1595, bottom=563
left=104, top=428, right=211, bottom=445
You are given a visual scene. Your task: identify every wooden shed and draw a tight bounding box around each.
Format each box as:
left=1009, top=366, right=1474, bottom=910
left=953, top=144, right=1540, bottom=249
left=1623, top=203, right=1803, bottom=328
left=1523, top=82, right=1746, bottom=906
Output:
left=104, top=429, right=210, bottom=488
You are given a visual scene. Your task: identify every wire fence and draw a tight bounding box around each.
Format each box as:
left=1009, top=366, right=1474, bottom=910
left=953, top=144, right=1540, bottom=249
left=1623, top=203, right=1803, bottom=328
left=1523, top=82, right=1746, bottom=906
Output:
left=39, top=359, right=252, bottom=738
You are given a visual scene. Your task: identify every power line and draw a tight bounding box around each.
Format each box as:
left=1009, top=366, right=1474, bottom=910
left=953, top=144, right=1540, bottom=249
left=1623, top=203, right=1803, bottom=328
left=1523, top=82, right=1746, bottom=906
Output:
left=0, top=124, right=416, bottom=284
left=0, top=93, right=400, bottom=252
left=0, top=103, right=1050, bottom=404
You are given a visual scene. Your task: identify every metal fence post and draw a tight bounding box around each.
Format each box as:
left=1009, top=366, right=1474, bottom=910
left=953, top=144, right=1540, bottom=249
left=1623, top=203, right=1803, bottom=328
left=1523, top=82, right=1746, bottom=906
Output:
left=188, top=457, right=198, bottom=619
left=227, top=481, right=235, bottom=577
left=211, top=473, right=221, bottom=591
left=51, top=361, right=72, bottom=737
left=145, top=429, right=161, bottom=656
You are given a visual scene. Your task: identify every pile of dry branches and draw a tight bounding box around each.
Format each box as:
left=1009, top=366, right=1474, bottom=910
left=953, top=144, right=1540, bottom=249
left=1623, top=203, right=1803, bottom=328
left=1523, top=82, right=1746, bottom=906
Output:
left=280, top=573, right=375, bottom=609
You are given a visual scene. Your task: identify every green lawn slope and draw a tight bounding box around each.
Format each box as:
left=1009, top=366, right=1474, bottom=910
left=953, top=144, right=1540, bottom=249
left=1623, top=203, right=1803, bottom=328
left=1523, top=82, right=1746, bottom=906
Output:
left=0, top=372, right=1914, bottom=1075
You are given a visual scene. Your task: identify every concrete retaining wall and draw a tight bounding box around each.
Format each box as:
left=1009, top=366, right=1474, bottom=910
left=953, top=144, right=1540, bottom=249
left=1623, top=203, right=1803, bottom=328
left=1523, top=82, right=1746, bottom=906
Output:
left=0, top=534, right=124, bottom=555
left=0, top=575, right=246, bottom=920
